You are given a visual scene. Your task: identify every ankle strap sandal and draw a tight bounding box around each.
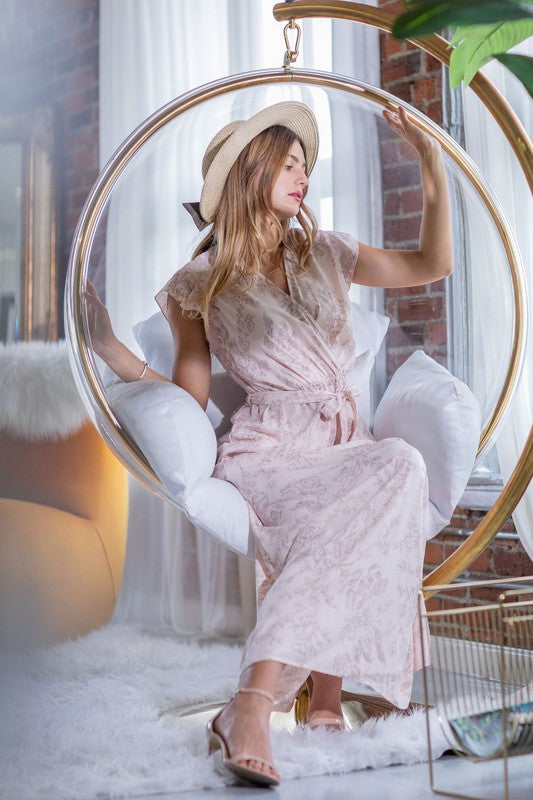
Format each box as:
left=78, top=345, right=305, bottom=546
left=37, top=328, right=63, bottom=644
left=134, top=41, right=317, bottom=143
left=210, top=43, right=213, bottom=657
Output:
left=206, top=685, right=280, bottom=787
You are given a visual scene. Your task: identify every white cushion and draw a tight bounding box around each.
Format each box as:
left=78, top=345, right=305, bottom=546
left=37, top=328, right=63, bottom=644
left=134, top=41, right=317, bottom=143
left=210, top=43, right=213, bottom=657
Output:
left=372, top=350, right=481, bottom=540
left=184, top=477, right=253, bottom=558
left=347, top=304, right=389, bottom=424
left=106, top=379, right=253, bottom=557
left=107, top=379, right=217, bottom=501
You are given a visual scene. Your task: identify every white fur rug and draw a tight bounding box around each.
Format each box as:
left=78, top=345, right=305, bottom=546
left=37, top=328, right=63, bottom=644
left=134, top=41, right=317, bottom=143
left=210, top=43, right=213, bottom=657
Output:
left=0, top=624, right=449, bottom=799
left=0, top=341, right=87, bottom=441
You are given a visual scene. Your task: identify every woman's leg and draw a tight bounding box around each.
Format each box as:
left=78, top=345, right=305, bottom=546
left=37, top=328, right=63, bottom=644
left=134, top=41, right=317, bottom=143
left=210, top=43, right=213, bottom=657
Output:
left=213, top=659, right=284, bottom=779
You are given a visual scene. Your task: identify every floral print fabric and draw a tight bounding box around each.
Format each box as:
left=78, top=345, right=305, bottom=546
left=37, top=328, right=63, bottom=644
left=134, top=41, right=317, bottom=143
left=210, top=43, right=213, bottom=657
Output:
left=156, top=230, right=431, bottom=712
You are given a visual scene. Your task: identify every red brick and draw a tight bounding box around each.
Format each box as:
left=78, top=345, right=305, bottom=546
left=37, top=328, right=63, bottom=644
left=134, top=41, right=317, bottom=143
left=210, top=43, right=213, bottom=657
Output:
left=424, top=53, right=443, bottom=74
left=63, top=172, right=86, bottom=192
left=493, top=548, right=533, bottom=577
left=384, top=215, right=422, bottom=243
left=413, top=77, right=436, bottom=103
left=398, top=139, right=419, bottom=162
left=425, top=350, right=447, bottom=367
left=466, top=551, right=491, bottom=572
left=381, top=141, right=401, bottom=167
left=386, top=297, right=398, bottom=316
left=70, top=188, right=92, bottom=210
left=396, top=296, right=444, bottom=324
left=388, top=323, right=426, bottom=347
left=425, top=542, right=443, bottom=565
left=443, top=542, right=461, bottom=560
left=500, top=518, right=517, bottom=532
left=387, top=351, right=411, bottom=374
left=442, top=597, right=467, bottom=610
left=381, top=61, right=412, bottom=85
left=384, top=191, right=401, bottom=214
left=426, top=100, right=443, bottom=124
left=401, top=188, right=423, bottom=213
left=67, top=66, right=97, bottom=93
left=387, top=284, right=426, bottom=297
left=471, top=586, right=506, bottom=603
left=63, top=92, right=86, bottom=113
left=382, top=34, right=406, bottom=59
left=427, top=321, right=447, bottom=345
left=379, top=1, right=409, bottom=16
left=70, top=148, right=98, bottom=170
left=424, top=596, right=442, bottom=612
left=440, top=531, right=467, bottom=545
left=382, top=163, right=421, bottom=190
left=429, top=278, right=447, bottom=293
left=391, top=82, right=413, bottom=102
left=381, top=52, right=421, bottom=85
left=449, top=514, right=469, bottom=529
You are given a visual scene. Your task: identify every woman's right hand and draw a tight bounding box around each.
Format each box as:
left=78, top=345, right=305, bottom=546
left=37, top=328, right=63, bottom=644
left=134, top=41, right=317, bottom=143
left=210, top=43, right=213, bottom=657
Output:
left=84, top=280, right=116, bottom=357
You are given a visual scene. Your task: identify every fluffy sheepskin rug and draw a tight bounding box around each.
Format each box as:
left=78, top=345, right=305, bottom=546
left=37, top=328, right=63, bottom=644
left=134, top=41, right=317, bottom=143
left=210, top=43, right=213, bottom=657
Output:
left=0, top=340, right=87, bottom=442
left=0, top=623, right=449, bottom=800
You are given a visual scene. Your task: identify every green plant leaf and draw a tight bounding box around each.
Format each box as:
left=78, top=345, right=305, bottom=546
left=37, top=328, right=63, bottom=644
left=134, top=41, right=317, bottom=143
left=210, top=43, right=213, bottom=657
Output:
left=392, top=0, right=533, bottom=39
left=448, top=20, right=533, bottom=86
left=494, top=52, right=533, bottom=95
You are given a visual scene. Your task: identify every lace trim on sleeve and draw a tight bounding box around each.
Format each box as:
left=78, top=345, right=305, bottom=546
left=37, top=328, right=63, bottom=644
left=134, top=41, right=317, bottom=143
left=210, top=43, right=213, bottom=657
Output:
left=323, top=230, right=360, bottom=290
left=155, top=266, right=204, bottom=321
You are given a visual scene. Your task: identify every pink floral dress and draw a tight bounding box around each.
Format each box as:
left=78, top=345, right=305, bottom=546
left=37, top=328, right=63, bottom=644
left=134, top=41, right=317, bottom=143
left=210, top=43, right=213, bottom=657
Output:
left=156, top=230, right=431, bottom=712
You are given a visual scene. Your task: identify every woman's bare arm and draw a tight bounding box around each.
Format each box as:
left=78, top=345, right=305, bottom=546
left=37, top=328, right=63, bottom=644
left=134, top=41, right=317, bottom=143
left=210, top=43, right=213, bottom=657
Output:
left=167, top=296, right=211, bottom=411
left=353, top=107, right=452, bottom=289
left=85, top=283, right=211, bottom=410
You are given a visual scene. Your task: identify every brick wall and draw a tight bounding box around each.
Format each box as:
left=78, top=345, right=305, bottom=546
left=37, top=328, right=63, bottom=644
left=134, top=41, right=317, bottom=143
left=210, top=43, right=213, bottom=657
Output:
left=0, top=0, right=99, bottom=337
left=377, top=0, right=531, bottom=600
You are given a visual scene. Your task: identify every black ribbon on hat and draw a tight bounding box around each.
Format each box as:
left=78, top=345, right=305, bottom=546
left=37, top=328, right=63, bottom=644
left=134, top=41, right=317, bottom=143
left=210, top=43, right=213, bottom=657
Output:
left=182, top=201, right=210, bottom=231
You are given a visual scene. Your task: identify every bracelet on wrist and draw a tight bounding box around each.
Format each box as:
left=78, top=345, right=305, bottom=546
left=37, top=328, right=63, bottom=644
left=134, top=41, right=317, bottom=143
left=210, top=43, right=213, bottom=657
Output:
left=137, top=360, right=149, bottom=381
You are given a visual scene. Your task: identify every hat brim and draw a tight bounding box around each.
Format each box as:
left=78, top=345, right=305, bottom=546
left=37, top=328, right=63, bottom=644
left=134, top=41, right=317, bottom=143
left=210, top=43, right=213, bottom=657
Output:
left=199, top=101, right=319, bottom=224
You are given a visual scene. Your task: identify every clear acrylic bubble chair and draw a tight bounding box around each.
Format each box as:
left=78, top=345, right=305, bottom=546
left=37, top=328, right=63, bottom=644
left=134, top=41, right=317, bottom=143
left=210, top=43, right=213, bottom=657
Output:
left=65, top=1, right=532, bottom=724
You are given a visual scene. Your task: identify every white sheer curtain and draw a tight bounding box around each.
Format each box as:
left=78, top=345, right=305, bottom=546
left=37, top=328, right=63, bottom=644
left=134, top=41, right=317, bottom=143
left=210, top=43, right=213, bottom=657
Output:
left=99, top=0, right=380, bottom=636
left=462, top=43, right=533, bottom=559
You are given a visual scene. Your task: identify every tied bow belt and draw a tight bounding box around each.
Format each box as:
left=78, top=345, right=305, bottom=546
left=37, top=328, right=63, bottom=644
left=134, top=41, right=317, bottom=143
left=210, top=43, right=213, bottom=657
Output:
left=246, top=378, right=361, bottom=443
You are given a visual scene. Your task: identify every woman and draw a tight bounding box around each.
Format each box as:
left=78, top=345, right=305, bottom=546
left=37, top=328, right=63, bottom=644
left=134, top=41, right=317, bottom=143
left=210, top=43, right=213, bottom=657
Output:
left=87, top=100, right=452, bottom=788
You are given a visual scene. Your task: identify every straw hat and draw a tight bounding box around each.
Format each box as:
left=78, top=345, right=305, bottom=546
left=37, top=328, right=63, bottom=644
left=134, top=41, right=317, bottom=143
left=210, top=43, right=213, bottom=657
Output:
left=183, top=101, right=319, bottom=230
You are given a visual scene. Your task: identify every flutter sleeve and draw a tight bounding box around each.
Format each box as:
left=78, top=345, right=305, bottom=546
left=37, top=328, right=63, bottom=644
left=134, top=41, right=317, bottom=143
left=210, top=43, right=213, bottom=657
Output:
left=323, top=230, right=360, bottom=290
left=155, top=265, right=204, bottom=321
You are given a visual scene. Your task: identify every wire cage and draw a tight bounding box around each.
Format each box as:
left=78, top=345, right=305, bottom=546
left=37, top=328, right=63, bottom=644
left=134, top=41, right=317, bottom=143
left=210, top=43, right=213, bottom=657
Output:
left=419, top=575, right=533, bottom=800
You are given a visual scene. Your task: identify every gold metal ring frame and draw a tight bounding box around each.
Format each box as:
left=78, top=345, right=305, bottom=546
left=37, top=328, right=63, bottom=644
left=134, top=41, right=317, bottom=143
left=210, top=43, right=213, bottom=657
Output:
left=66, top=1, right=532, bottom=597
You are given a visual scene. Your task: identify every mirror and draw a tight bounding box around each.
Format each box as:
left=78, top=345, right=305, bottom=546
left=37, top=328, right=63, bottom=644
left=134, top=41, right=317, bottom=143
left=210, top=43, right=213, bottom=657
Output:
left=0, top=107, right=58, bottom=342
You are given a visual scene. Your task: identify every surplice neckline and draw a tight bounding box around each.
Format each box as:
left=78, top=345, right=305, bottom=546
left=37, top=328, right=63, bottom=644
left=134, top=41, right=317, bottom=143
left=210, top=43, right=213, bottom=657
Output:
left=255, top=248, right=323, bottom=330
left=257, top=248, right=293, bottom=300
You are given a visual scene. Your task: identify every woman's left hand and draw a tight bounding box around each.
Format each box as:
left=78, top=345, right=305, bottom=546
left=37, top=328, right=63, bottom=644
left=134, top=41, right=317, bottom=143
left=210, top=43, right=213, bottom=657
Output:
left=383, top=106, right=437, bottom=160
left=84, top=280, right=116, bottom=357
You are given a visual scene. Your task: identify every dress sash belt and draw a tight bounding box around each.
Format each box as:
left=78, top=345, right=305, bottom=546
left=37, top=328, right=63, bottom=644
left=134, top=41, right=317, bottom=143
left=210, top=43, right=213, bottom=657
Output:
left=245, top=377, right=361, bottom=442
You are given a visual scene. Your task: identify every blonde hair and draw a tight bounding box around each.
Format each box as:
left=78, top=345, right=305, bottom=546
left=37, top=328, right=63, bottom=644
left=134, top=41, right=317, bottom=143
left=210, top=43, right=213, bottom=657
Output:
left=189, top=124, right=318, bottom=336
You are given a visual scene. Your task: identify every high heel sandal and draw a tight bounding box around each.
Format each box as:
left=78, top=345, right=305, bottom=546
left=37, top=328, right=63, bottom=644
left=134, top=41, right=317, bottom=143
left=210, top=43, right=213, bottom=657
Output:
left=206, top=686, right=281, bottom=787
left=302, top=675, right=345, bottom=731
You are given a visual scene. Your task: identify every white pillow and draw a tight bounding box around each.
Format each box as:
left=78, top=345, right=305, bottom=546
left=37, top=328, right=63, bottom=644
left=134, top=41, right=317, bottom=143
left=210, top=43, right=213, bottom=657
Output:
left=107, top=379, right=253, bottom=557
left=133, top=304, right=389, bottom=430
left=347, top=303, right=389, bottom=424
left=184, top=477, right=253, bottom=558
left=107, top=379, right=217, bottom=502
left=372, top=350, right=481, bottom=540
